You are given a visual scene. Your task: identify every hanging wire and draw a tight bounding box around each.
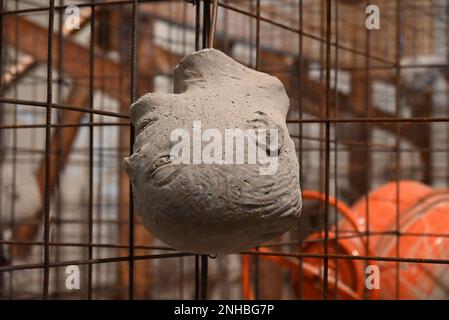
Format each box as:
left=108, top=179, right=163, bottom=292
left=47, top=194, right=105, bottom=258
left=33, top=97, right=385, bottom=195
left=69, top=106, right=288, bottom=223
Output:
left=209, top=0, right=219, bottom=48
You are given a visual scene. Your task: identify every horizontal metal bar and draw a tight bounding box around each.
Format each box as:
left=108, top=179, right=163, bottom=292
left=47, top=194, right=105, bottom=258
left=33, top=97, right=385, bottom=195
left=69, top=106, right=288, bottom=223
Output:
left=0, top=122, right=130, bottom=129
left=240, top=251, right=449, bottom=266
left=0, top=252, right=193, bottom=272
left=0, top=97, right=129, bottom=118
left=287, top=117, right=449, bottom=124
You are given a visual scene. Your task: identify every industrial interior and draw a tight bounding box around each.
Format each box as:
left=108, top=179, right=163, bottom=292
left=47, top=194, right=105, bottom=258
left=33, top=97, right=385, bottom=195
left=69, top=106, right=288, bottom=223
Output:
left=1, top=0, right=449, bottom=299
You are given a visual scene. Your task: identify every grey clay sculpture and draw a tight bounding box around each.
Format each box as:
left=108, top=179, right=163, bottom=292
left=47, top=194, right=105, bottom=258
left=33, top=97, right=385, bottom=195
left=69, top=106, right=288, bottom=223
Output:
left=124, top=48, right=302, bottom=254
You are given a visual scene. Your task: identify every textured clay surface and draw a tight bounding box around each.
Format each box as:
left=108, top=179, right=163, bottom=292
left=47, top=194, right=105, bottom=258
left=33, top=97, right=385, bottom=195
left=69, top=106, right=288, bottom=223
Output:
left=124, top=49, right=302, bottom=254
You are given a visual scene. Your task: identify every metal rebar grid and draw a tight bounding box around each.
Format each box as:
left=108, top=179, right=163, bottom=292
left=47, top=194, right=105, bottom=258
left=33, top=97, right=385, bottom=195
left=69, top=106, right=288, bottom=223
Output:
left=0, top=0, right=449, bottom=300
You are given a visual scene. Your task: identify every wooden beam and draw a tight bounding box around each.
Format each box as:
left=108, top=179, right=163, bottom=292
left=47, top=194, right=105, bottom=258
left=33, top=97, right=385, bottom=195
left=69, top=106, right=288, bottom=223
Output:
left=136, top=0, right=435, bottom=77
left=1, top=12, right=90, bottom=94
left=3, top=15, right=175, bottom=104
left=3, top=15, right=422, bottom=149
left=7, top=14, right=91, bottom=258
left=258, top=50, right=422, bottom=148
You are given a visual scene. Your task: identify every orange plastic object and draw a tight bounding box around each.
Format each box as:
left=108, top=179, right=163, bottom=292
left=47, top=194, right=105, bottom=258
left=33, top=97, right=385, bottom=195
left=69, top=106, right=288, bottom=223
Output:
left=242, top=181, right=449, bottom=299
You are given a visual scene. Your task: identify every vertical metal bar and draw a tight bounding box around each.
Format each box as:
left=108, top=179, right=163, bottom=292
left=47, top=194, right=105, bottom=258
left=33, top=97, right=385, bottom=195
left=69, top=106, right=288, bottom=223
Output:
left=203, top=0, right=211, bottom=49
left=95, top=102, right=102, bottom=293
left=0, top=0, right=4, bottom=294
left=88, top=1, right=96, bottom=300
left=222, top=0, right=229, bottom=53
left=297, top=0, right=304, bottom=300
left=200, top=255, right=208, bottom=299
left=130, top=2, right=138, bottom=119
left=129, top=0, right=139, bottom=300
left=196, top=1, right=210, bottom=301
left=322, top=0, right=332, bottom=300
left=174, top=16, right=184, bottom=297
left=43, top=0, right=56, bottom=299
left=0, top=0, right=3, bottom=94
left=195, top=255, right=200, bottom=299
left=248, top=1, right=254, bottom=67
left=332, top=0, right=340, bottom=300
left=318, top=0, right=325, bottom=204
left=54, top=0, right=65, bottom=296
left=117, top=13, right=126, bottom=298
left=193, top=0, right=202, bottom=299
left=253, top=0, right=261, bottom=300
left=195, top=1, right=201, bottom=51
left=208, top=0, right=218, bottom=48
left=96, top=48, right=106, bottom=297
left=182, top=1, right=187, bottom=56
left=10, top=0, right=19, bottom=298
left=446, top=1, right=449, bottom=190
left=363, top=0, right=372, bottom=300
left=178, top=256, right=184, bottom=299
left=394, top=0, right=403, bottom=300
left=194, top=0, right=202, bottom=298
left=255, top=0, right=260, bottom=80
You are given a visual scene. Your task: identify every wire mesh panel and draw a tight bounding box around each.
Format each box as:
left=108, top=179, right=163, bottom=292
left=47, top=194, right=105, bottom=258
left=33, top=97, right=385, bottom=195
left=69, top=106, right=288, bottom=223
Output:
left=0, top=0, right=448, bottom=300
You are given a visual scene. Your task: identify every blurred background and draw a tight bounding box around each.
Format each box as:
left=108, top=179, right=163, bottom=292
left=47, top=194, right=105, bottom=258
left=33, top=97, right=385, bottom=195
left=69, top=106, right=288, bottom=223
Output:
left=1, top=0, right=449, bottom=299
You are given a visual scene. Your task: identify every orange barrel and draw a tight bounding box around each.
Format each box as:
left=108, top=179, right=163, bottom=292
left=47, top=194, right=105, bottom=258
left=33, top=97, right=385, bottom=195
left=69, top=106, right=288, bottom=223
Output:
left=242, top=189, right=368, bottom=299
left=302, top=180, right=449, bottom=299
left=242, top=181, right=449, bottom=300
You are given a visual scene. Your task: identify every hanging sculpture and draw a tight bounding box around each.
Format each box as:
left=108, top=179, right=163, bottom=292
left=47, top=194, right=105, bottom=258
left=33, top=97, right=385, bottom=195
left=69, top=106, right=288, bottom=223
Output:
left=124, top=49, right=302, bottom=254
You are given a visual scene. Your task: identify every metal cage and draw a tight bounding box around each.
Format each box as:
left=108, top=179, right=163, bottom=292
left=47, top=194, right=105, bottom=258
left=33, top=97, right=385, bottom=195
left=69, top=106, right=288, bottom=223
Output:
left=1, top=0, right=449, bottom=300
